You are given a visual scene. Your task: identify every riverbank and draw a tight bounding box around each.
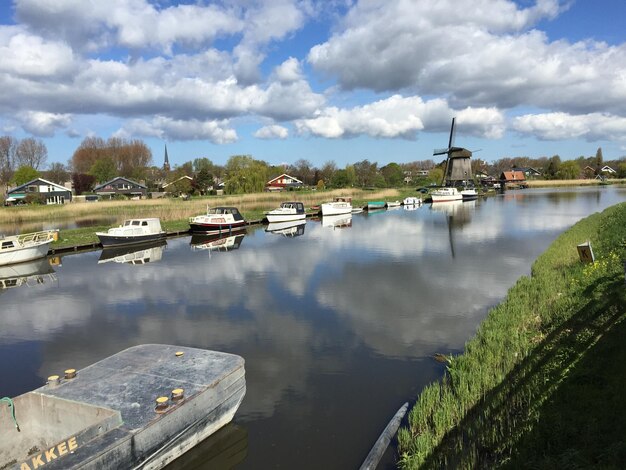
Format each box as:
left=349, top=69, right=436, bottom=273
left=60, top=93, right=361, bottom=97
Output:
left=526, top=178, right=626, bottom=188
left=398, top=202, right=626, bottom=468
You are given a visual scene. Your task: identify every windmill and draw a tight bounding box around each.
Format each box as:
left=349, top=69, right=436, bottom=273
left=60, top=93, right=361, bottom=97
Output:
left=433, top=118, right=473, bottom=187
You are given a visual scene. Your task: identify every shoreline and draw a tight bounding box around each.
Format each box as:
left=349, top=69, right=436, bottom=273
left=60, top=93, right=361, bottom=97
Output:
left=397, top=201, right=626, bottom=468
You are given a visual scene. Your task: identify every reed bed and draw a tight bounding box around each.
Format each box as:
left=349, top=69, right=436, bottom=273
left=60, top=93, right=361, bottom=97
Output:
left=398, top=202, right=626, bottom=468
left=526, top=178, right=626, bottom=188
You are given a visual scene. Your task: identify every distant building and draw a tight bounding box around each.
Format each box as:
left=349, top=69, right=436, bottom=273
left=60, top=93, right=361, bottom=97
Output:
left=6, top=178, right=72, bottom=205
left=94, top=177, right=147, bottom=199
left=266, top=174, right=304, bottom=191
left=516, top=167, right=542, bottom=179
left=600, top=165, right=616, bottom=174
left=163, top=144, right=171, bottom=172
left=500, top=170, right=527, bottom=188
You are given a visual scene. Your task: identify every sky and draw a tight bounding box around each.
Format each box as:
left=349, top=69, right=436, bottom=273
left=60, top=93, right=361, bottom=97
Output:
left=1, top=0, right=625, bottom=169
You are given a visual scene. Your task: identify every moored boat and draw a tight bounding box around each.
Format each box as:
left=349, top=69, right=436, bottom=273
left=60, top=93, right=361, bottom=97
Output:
left=96, top=218, right=165, bottom=247
left=402, top=196, right=422, bottom=206
left=430, top=187, right=462, bottom=203
left=386, top=201, right=401, bottom=208
left=189, top=207, right=246, bottom=234
left=321, top=197, right=352, bottom=216
left=0, top=230, right=56, bottom=266
left=366, top=201, right=385, bottom=211
left=265, top=202, right=306, bottom=223
left=460, top=188, right=478, bottom=201
left=0, top=344, right=245, bottom=470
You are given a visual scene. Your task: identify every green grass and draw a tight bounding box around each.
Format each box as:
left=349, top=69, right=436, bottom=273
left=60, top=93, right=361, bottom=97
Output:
left=398, top=202, right=626, bottom=469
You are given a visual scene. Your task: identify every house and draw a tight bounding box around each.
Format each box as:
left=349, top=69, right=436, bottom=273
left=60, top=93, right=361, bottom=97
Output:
left=500, top=171, right=527, bottom=188
left=266, top=174, right=304, bottom=191
left=600, top=165, right=616, bottom=174
left=94, top=177, right=147, bottom=199
left=162, top=175, right=194, bottom=191
left=516, top=167, right=542, bottom=179
left=6, top=178, right=72, bottom=205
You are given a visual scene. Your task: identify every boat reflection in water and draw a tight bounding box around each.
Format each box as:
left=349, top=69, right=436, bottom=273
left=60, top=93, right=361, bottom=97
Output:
left=98, top=240, right=167, bottom=265
left=0, top=258, right=56, bottom=291
left=190, top=231, right=246, bottom=252
left=165, top=423, right=248, bottom=470
left=322, top=213, right=352, bottom=229
left=265, top=219, right=306, bottom=238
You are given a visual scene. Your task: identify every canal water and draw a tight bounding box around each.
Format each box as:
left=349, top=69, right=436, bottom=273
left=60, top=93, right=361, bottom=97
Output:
left=1, top=186, right=625, bottom=469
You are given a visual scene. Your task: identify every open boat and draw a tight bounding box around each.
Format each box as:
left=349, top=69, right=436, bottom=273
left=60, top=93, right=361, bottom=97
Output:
left=386, top=201, right=401, bottom=208
left=265, top=202, right=306, bottom=223
left=0, top=344, right=245, bottom=470
left=96, top=218, right=165, bottom=247
left=189, top=207, right=246, bottom=234
left=366, top=201, right=385, bottom=211
left=321, top=197, right=352, bottom=216
left=0, top=230, right=56, bottom=266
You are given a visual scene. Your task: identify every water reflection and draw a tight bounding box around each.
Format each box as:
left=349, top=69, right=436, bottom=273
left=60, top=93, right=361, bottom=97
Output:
left=98, top=240, right=167, bottom=265
left=0, top=258, right=56, bottom=291
left=1, top=187, right=626, bottom=469
left=321, top=213, right=352, bottom=229
left=190, top=232, right=246, bottom=252
left=265, top=220, right=306, bottom=237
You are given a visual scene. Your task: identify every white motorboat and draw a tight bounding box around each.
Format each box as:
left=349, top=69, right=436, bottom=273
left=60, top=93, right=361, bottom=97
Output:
left=460, top=188, right=478, bottom=201
left=321, top=197, right=352, bottom=216
left=0, top=230, right=56, bottom=266
left=402, top=196, right=422, bottom=206
left=96, top=218, right=166, bottom=247
left=265, top=202, right=306, bottom=223
left=189, top=207, right=246, bottom=234
left=430, top=187, right=462, bottom=203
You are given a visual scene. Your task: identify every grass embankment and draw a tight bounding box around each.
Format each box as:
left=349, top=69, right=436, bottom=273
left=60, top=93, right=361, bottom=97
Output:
left=398, top=202, right=626, bottom=469
left=0, top=188, right=413, bottom=249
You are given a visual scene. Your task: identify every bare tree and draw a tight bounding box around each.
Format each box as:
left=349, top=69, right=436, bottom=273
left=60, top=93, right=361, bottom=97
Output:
left=15, top=137, right=48, bottom=170
left=45, top=162, right=70, bottom=184
left=0, top=136, right=18, bottom=185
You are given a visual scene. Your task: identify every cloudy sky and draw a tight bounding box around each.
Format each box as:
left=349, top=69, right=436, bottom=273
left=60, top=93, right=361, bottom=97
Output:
left=1, top=0, right=625, bottom=168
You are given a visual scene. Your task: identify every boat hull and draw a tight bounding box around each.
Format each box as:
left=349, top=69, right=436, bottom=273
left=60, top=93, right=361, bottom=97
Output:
left=265, top=212, right=306, bottom=223
left=0, top=241, right=51, bottom=266
left=97, top=232, right=166, bottom=247
left=321, top=203, right=352, bottom=216
left=189, top=222, right=247, bottom=234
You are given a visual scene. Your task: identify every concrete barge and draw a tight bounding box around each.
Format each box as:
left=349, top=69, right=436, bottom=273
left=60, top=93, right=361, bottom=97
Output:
left=0, top=344, right=246, bottom=470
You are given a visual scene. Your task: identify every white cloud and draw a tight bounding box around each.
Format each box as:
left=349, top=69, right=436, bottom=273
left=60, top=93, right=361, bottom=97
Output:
left=254, top=125, right=289, bottom=139
left=118, top=116, right=238, bottom=143
left=295, top=95, right=505, bottom=139
left=307, top=0, right=626, bottom=117
left=513, top=112, right=626, bottom=143
left=17, top=111, right=72, bottom=137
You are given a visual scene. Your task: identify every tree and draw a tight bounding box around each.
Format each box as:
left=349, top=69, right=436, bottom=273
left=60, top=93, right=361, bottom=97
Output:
left=194, top=168, right=214, bottom=194
left=380, top=162, right=404, bottom=187
left=556, top=160, right=580, bottom=180
left=71, top=173, right=96, bottom=195
left=289, top=159, right=314, bottom=186
left=428, top=168, right=444, bottom=185
left=89, top=157, right=117, bottom=183
left=15, top=137, right=47, bottom=170
left=330, top=169, right=350, bottom=188
left=319, top=161, right=337, bottom=185
left=617, top=161, right=626, bottom=178
left=545, top=155, right=561, bottom=180
left=12, top=165, right=40, bottom=186
left=316, top=179, right=325, bottom=190
left=71, top=137, right=106, bottom=173
left=0, top=136, right=17, bottom=185
left=353, top=159, right=378, bottom=187
left=224, top=155, right=269, bottom=194
left=46, top=162, right=69, bottom=184
left=595, top=147, right=603, bottom=174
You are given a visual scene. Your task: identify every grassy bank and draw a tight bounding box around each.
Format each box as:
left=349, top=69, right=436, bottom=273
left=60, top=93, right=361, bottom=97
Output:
left=526, top=178, right=626, bottom=188
left=398, top=202, right=626, bottom=468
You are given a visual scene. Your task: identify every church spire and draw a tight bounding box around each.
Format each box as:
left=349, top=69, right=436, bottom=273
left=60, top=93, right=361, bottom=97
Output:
left=163, top=144, right=170, bottom=171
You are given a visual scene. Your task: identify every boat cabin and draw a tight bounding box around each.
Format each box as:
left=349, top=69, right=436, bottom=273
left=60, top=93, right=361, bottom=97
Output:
left=280, top=202, right=305, bottom=213
left=206, top=207, right=244, bottom=221
left=121, top=218, right=163, bottom=232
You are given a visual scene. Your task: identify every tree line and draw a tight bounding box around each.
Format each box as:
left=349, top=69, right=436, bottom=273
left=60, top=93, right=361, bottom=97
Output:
left=2, top=134, right=625, bottom=196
